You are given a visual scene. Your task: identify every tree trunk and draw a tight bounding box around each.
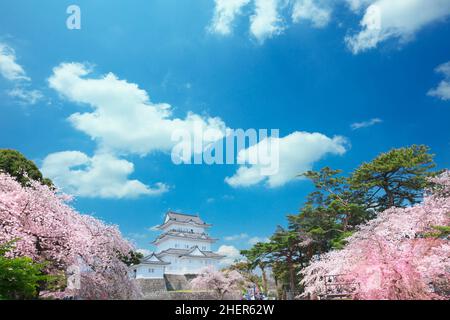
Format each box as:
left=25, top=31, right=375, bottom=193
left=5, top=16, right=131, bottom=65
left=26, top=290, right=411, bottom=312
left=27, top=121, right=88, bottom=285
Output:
left=260, top=264, right=268, bottom=294
left=288, top=261, right=296, bottom=293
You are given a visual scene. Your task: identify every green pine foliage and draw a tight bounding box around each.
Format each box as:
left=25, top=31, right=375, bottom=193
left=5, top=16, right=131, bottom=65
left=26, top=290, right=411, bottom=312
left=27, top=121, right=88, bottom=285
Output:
left=0, top=241, right=54, bottom=300
left=0, top=149, right=52, bottom=187
left=239, top=145, right=438, bottom=297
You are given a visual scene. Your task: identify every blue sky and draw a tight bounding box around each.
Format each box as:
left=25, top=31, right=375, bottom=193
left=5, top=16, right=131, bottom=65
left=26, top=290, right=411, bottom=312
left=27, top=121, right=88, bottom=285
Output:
left=1, top=0, right=450, bottom=260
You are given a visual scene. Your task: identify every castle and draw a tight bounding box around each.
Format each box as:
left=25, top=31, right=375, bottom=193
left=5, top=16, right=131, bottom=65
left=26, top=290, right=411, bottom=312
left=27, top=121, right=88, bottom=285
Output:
left=130, top=212, right=224, bottom=279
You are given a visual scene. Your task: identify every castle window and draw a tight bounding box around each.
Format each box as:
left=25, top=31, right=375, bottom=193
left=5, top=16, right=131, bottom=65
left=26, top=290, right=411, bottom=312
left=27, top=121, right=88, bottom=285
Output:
left=148, top=268, right=154, bottom=273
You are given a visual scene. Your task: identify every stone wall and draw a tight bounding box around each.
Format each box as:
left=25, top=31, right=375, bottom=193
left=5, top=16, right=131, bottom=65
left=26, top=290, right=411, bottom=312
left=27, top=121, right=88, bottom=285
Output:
left=135, top=278, right=167, bottom=294
left=134, top=275, right=241, bottom=300
left=143, top=291, right=240, bottom=300
left=164, top=274, right=194, bottom=291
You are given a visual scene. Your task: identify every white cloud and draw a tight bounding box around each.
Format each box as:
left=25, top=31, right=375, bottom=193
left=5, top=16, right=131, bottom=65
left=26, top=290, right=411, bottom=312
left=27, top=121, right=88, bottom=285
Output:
left=210, top=0, right=251, bottom=35
left=292, top=0, right=331, bottom=28
left=346, top=0, right=450, bottom=54
left=225, top=131, right=347, bottom=188
left=0, top=43, right=30, bottom=82
left=0, top=43, right=44, bottom=105
left=345, top=0, right=374, bottom=12
left=428, top=61, right=450, bottom=101
left=248, top=236, right=270, bottom=245
left=45, top=62, right=230, bottom=198
left=250, top=0, right=284, bottom=42
left=224, top=233, right=249, bottom=241
left=350, top=117, right=382, bottom=130
left=216, top=245, right=243, bottom=266
left=136, top=248, right=151, bottom=256
left=48, top=63, right=227, bottom=156
left=41, top=151, right=168, bottom=199
left=46, top=63, right=349, bottom=196
left=7, top=87, right=43, bottom=105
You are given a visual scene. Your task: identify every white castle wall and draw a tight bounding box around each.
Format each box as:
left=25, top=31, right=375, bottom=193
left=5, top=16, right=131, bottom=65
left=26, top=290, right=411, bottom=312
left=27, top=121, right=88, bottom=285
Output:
left=163, top=256, right=219, bottom=275
left=131, top=265, right=165, bottom=279
left=156, top=238, right=212, bottom=252
left=161, top=224, right=206, bottom=234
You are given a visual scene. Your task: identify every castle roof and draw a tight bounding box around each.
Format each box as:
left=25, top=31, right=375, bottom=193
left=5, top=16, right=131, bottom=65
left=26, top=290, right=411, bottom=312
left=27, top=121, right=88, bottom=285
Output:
left=167, top=212, right=205, bottom=224
left=132, top=253, right=170, bottom=267
left=152, top=230, right=217, bottom=244
left=157, top=246, right=225, bottom=259
left=156, top=212, right=212, bottom=229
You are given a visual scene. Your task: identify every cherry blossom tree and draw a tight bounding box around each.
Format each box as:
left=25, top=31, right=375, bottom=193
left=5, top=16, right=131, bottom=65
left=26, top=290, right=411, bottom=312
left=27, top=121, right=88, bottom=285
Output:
left=0, top=172, right=140, bottom=299
left=191, top=266, right=246, bottom=299
left=300, top=171, right=450, bottom=300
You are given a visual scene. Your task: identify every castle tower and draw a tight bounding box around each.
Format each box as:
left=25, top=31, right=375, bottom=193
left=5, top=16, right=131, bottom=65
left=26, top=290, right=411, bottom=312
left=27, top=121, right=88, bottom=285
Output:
left=130, top=212, right=224, bottom=279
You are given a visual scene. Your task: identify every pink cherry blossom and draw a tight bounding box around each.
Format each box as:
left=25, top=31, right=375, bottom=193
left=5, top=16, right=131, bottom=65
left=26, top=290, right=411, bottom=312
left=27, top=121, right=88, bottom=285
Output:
left=0, top=173, right=140, bottom=299
left=300, top=171, right=450, bottom=300
left=191, top=266, right=246, bottom=299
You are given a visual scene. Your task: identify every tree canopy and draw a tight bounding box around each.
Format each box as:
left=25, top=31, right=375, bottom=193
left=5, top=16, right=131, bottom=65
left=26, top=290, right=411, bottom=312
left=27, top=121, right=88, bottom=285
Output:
left=0, top=240, right=54, bottom=300
left=301, top=171, right=450, bottom=300
left=350, top=145, right=436, bottom=211
left=240, top=145, right=439, bottom=299
left=0, top=149, right=52, bottom=187
left=0, top=172, right=139, bottom=299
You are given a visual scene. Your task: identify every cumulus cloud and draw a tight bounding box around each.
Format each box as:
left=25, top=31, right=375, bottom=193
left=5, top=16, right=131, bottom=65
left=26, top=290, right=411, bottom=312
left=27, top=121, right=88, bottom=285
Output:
left=250, top=0, right=284, bottom=42
left=7, top=87, right=43, bottom=105
left=346, top=0, right=450, bottom=54
left=210, top=0, right=251, bottom=35
left=210, top=0, right=333, bottom=41
left=216, top=245, right=243, bottom=266
left=0, top=43, right=30, bottom=81
left=248, top=236, right=270, bottom=245
left=345, top=0, right=374, bottom=12
left=136, top=248, right=151, bottom=256
left=428, top=61, right=450, bottom=101
left=208, top=0, right=450, bottom=52
left=350, top=117, right=382, bottom=130
left=48, top=63, right=227, bottom=156
left=41, top=151, right=168, bottom=199
left=292, top=0, right=331, bottom=28
left=225, top=131, right=347, bottom=188
left=45, top=62, right=230, bottom=198
left=46, top=62, right=349, bottom=196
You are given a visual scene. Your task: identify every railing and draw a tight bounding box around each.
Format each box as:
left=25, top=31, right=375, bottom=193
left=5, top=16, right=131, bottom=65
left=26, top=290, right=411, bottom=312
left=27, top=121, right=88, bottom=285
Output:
left=319, top=274, right=359, bottom=300
left=168, top=229, right=208, bottom=236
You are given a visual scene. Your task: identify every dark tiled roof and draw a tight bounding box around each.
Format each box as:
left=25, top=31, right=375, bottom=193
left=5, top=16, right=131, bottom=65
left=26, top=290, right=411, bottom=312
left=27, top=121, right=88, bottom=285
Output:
left=166, top=212, right=208, bottom=225
left=132, top=253, right=170, bottom=267
left=142, top=253, right=170, bottom=264
left=153, top=231, right=217, bottom=243
left=157, top=246, right=224, bottom=259
left=138, top=260, right=170, bottom=265
left=199, top=251, right=225, bottom=258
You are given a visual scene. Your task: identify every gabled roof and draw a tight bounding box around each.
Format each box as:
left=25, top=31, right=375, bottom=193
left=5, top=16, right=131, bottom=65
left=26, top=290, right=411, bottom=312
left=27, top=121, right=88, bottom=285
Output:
left=152, top=230, right=217, bottom=244
left=157, top=212, right=211, bottom=229
left=157, top=246, right=225, bottom=259
left=136, top=252, right=170, bottom=266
